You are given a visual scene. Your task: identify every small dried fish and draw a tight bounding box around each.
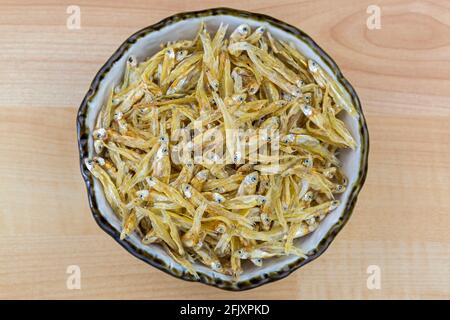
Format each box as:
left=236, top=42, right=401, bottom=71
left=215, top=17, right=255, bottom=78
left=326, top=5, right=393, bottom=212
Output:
left=89, top=22, right=356, bottom=280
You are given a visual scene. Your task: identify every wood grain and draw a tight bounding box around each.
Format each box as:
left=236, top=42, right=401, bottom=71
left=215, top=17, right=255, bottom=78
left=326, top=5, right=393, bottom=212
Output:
left=0, top=0, right=449, bottom=299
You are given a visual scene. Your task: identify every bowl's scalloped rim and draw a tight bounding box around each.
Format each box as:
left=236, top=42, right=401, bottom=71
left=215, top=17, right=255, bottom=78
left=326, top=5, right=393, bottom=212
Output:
left=76, top=7, right=369, bottom=291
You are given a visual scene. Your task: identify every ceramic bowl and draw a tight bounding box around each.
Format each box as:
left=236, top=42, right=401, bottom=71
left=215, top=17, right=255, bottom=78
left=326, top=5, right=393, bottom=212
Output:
left=77, top=7, right=369, bottom=291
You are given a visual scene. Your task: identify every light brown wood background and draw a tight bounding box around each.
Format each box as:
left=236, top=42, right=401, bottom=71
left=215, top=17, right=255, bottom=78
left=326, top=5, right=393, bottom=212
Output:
left=0, top=0, right=449, bottom=300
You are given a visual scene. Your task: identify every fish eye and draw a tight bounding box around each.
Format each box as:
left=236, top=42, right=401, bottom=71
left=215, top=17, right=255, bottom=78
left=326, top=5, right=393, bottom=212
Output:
left=94, top=140, right=104, bottom=152
left=309, top=60, right=319, bottom=72
left=176, top=50, right=187, bottom=61
left=128, top=56, right=135, bottom=64
left=94, top=157, right=105, bottom=166
left=212, top=262, right=222, bottom=270
left=303, top=192, right=313, bottom=201
left=137, top=190, right=149, bottom=200
left=146, top=177, right=156, bottom=186
left=284, top=134, right=294, bottom=143
left=94, top=128, right=106, bottom=139
left=302, top=105, right=313, bottom=116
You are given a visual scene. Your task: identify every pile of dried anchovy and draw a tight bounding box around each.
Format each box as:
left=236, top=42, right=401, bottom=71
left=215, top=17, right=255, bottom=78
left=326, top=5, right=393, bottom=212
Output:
left=86, top=22, right=356, bottom=279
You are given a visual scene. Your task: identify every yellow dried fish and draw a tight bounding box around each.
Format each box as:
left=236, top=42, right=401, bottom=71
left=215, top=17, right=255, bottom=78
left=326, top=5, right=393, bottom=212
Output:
left=223, top=195, right=267, bottom=210
left=89, top=22, right=356, bottom=280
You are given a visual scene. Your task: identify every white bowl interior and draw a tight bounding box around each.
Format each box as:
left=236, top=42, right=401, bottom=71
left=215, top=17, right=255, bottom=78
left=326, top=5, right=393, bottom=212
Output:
left=84, top=14, right=363, bottom=282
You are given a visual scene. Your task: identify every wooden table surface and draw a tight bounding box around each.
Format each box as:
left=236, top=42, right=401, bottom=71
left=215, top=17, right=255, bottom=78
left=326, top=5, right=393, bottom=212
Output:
left=0, top=0, right=449, bottom=300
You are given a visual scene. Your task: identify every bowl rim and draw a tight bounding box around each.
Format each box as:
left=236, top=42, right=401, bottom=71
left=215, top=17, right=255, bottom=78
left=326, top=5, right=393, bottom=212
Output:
left=76, top=7, right=369, bottom=291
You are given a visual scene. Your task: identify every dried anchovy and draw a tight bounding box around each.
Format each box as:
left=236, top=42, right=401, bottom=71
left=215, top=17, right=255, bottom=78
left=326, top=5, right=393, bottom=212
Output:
left=86, top=22, right=357, bottom=280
